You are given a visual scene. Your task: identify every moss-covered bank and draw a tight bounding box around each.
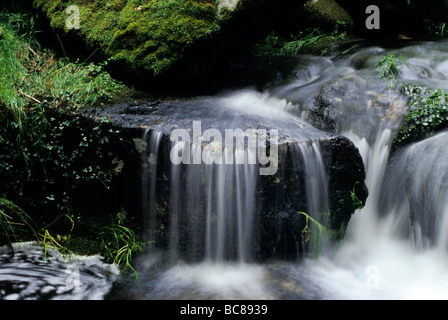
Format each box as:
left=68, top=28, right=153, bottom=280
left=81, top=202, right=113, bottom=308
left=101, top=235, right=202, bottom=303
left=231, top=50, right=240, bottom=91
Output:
left=0, top=10, right=149, bottom=278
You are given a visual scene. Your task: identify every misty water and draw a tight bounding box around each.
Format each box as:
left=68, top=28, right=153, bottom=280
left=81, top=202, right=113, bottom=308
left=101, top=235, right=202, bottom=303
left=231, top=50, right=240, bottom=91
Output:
left=4, top=40, right=448, bottom=300
left=104, top=39, right=448, bottom=300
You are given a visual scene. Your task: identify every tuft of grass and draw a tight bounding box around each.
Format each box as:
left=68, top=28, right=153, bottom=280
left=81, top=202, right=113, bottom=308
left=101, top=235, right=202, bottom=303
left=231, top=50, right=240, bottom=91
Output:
left=0, top=11, right=127, bottom=136
left=99, top=224, right=151, bottom=280
left=0, top=197, right=37, bottom=253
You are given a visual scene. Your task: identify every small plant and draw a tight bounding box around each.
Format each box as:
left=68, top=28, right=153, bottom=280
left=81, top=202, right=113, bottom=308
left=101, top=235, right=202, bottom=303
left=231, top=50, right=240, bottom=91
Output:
left=252, top=19, right=348, bottom=57
left=99, top=223, right=151, bottom=280
left=376, top=54, right=408, bottom=89
left=299, top=211, right=324, bottom=242
left=299, top=211, right=327, bottom=258
left=299, top=210, right=348, bottom=258
left=0, top=197, right=75, bottom=260
left=350, top=181, right=364, bottom=210
left=0, top=197, right=36, bottom=253
left=0, top=12, right=127, bottom=137
left=38, top=212, right=75, bottom=261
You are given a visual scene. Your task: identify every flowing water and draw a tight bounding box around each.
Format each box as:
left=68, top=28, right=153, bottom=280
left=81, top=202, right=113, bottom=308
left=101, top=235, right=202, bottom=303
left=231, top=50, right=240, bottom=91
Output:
left=104, top=39, right=448, bottom=300
left=4, top=40, right=448, bottom=300
left=0, top=243, right=118, bottom=300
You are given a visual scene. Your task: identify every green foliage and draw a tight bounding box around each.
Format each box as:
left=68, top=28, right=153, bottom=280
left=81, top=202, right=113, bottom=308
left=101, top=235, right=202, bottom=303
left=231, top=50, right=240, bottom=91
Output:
left=100, top=223, right=151, bottom=280
left=38, top=213, right=75, bottom=261
left=0, top=197, right=37, bottom=253
left=300, top=211, right=324, bottom=241
left=0, top=12, right=126, bottom=135
left=252, top=21, right=349, bottom=57
left=376, top=54, right=408, bottom=89
left=0, top=12, right=139, bottom=273
left=33, top=0, right=221, bottom=75
left=280, top=28, right=327, bottom=56
left=394, top=85, right=448, bottom=148
left=0, top=108, right=125, bottom=233
left=0, top=12, right=126, bottom=212
left=424, top=19, right=448, bottom=37
left=0, top=197, right=75, bottom=260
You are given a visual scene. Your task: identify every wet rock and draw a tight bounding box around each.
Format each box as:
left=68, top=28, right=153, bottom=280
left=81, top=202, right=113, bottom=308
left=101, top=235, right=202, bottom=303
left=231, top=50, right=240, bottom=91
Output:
left=302, top=0, right=354, bottom=32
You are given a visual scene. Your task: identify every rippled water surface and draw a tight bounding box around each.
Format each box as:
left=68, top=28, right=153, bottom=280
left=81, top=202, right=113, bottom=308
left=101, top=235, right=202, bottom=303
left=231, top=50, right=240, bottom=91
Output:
left=0, top=243, right=119, bottom=300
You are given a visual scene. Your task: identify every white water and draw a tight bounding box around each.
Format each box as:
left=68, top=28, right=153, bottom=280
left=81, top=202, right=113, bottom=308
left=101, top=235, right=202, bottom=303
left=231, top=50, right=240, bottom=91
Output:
left=142, top=129, right=260, bottom=263
left=125, top=40, right=448, bottom=300
left=303, top=129, right=448, bottom=299
left=298, top=41, right=448, bottom=300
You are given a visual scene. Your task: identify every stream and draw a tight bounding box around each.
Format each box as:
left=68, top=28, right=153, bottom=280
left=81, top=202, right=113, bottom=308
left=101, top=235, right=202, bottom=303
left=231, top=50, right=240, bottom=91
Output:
left=3, top=39, right=448, bottom=300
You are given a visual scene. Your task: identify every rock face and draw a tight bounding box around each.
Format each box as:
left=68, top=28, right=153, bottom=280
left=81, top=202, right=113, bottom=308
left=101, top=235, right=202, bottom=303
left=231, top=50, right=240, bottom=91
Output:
left=81, top=91, right=368, bottom=261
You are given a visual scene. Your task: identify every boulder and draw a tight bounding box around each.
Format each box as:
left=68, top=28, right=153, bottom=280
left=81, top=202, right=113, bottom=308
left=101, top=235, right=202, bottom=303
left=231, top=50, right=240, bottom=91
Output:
left=302, top=0, right=354, bottom=32
left=32, top=0, right=305, bottom=81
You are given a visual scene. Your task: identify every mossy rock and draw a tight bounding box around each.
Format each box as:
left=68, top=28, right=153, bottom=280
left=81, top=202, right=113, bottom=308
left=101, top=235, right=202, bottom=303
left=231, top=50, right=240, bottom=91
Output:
left=303, top=0, right=353, bottom=32
left=33, top=0, right=221, bottom=76
left=391, top=86, right=448, bottom=153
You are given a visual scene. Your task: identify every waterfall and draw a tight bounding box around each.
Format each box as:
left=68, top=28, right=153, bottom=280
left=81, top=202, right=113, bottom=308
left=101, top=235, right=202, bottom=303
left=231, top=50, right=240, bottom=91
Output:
left=142, top=129, right=163, bottom=244
left=142, top=129, right=260, bottom=263
left=293, top=140, right=330, bottom=256
left=139, top=90, right=334, bottom=264
left=119, top=40, right=448, bottom=300
left=396, top=131, right=448, bottom=251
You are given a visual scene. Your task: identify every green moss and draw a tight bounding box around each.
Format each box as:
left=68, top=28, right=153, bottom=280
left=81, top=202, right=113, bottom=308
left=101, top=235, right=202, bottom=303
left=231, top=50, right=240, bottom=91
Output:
left=33, top=0, right=221, bottom=75
left=393, top=85, right=448, bottom=151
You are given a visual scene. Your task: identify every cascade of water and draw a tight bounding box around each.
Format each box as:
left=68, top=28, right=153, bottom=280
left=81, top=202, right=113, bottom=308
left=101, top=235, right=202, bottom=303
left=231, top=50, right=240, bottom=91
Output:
left=131, top=40, right=448, bottom=300
left=293, top=140, right=330, bottom=255
left=143, top=134, right=260, bottom=263
left=398, top=131, right=448, bottom=251
left=141, top=129, right=163, bottom=243
left=298, top=41, right=448, bottom=300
